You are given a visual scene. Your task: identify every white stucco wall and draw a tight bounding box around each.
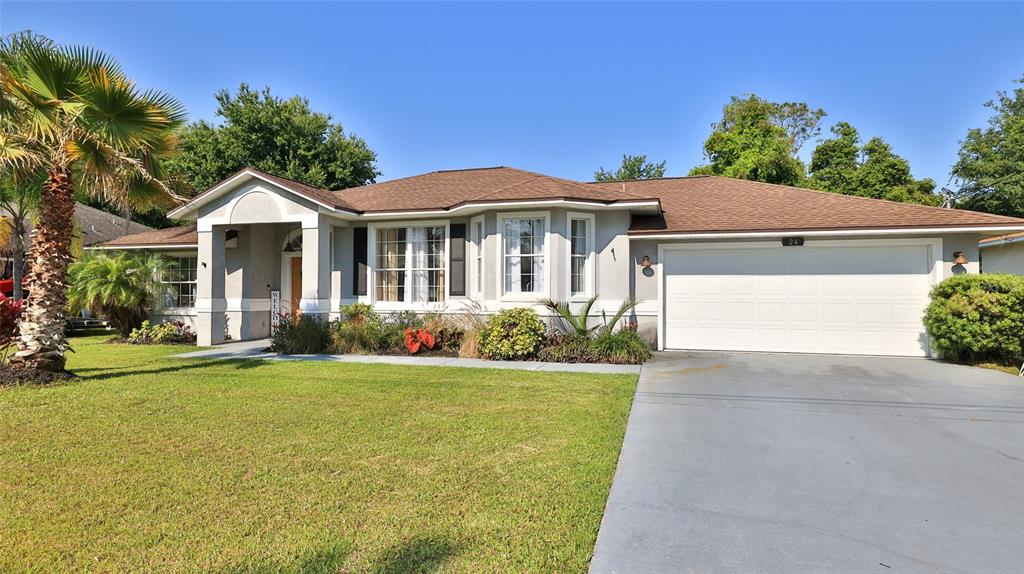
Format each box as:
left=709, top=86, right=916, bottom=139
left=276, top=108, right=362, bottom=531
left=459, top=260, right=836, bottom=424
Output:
left=981, top=241, right=1024, bottom=275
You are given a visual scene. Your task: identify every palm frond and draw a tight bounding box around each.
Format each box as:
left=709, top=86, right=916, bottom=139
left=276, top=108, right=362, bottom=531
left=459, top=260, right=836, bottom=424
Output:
left=600, top=298, right=641, bottom=334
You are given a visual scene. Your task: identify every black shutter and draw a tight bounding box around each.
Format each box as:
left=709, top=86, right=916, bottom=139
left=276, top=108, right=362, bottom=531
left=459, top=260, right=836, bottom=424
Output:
left=353, top=227, right=368, bottom=296
left=449, top=223, right=467, bottom=296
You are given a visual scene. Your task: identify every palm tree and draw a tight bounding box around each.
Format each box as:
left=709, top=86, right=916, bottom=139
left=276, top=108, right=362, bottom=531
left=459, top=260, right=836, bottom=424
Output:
left=0, top=32, right=185, bottom=371
left=67, top=252, right=167, bottom=337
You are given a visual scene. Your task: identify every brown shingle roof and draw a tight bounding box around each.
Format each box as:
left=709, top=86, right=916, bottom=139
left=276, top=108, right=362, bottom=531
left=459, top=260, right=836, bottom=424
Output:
left=980, top=231, right=1024, bottom=245
left=590, top=176, right=1024, bottom=235
left=96, top=224, right=198, bottom=248
left=332, top=166, right=653, bottom=212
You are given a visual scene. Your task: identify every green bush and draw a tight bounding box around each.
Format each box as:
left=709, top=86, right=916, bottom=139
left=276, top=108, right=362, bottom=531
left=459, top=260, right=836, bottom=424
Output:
left=537, top=333, right=594, bottom=363
left=127, top=320, right=195, bottom=345
left=332, top=307, right=426, bottom=354
left=589, top=328, right=653, bottom=365
left=478, top=308, right=546, bottom=360
left=271, top=314, right=333, bottom=354
left=924, top=274, right=1024, bottom=365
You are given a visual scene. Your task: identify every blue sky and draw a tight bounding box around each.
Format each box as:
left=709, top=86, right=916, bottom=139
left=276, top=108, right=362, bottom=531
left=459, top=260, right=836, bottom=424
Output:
left=2, top=2, right=1022, bottom=188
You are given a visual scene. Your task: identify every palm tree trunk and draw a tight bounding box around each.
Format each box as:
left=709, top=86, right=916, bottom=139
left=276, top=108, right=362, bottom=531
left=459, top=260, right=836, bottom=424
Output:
left=12, top=219, right=26, bottom=300
left=11, top=165, right=75, bottom=372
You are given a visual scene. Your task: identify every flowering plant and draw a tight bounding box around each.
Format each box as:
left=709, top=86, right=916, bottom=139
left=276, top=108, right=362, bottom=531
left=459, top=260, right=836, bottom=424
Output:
left=403, top=328, right=436, bottom=354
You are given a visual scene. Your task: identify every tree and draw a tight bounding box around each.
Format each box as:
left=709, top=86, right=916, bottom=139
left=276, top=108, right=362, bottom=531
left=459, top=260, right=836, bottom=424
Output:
left=808, top=122, right=941, bottom=206
left=67, top=252, right=167, bottom=337
left=950, top=76, right=1024, bottom=217
left=594, top=154, right=667, bottom=182
left=689, top=94, right=825, bottom=186
left=0, top=169, right=43, bottom=299
left=0, top=32, right=185, bottom=371
left=167, top=84, right=380, bottom=193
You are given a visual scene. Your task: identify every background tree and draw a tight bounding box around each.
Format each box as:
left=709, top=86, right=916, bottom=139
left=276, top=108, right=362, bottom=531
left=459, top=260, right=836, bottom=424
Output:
left=167, top=84, right=380, bottom=193
left=950, top=76, right=1024, bottom=217
left=0, top=32, right=185, bottom=372
left=0, top=169, right=43, bottom=299
left=594, top=154, right=667, bottom=182
left=808, top=122, right=940, bottom=205
left=689, top=94, right=825, bottom=186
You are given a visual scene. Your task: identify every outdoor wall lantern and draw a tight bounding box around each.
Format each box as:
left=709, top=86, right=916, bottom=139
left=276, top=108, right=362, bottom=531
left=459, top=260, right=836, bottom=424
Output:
left=641, top=255, right=652, bottom=268
left=641, top=255, right=655, bottom=277
left=953, top=251, right=969, bottom=265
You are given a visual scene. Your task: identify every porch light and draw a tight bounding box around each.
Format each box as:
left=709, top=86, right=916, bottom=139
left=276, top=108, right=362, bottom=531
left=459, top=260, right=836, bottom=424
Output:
left=641, top=255, right=652, bottom=268
left=953, top=251, right=968, bottom=265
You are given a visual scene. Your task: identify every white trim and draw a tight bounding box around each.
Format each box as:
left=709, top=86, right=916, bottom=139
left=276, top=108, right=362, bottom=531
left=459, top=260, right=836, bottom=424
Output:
left=496, top=211, right=551, bottom=302
left=280, top=228, right=304, bottom=316
left=566, top=211, right=596, bottom=299
left=657, top=237, right=944, bottom=355
left=168, top=169, right=352, bottom=218
left=225, top=298, right=272, bottom=312
left=630, top=225, right=1024, bottom=241
left=980, top=234, right=1024, bottom=248
left=366, top=220, right=451, bottom=307
left=469, top=214, right=486, bottom=299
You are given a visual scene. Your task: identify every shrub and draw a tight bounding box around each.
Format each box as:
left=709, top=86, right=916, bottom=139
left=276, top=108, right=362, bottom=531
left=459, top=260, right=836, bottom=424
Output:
left=924, top=274, right=1024, bottom=365
left=67, top=253, right=167, bottom=336
left=271, top=314, right=333, bottom=354
left=537, top=333, right=594, bottom=363
left=0, top=294, right=24, bottom=363
left=478, top=308, right=546, bottom=360
left=589, top=327, right=653, bottom=365
left=127, top=320, right=195, bottom=345
left=423, top=313, right=465, bottom=354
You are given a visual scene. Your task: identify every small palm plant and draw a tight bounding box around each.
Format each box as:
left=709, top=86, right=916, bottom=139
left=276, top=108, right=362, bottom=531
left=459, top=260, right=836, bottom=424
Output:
left=67, top=253, right=168, bottom=337
left=542, top=295, right=640, bottom=337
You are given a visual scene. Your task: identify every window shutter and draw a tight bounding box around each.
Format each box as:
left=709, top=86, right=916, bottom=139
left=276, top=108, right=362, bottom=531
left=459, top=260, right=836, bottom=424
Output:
left=353, top=227, right=368, bottom=296
left=449, top=223, right=467, bottom=296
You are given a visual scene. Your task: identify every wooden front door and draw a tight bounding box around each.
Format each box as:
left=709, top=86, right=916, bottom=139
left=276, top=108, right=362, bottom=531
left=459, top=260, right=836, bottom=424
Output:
left=290, top=257, right=302, bottom=316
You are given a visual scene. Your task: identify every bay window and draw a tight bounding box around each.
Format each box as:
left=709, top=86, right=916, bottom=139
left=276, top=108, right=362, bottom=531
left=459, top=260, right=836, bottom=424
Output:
left=502, top=215, right=547, bottom=295
left=374, top=225, right=446, bottom=303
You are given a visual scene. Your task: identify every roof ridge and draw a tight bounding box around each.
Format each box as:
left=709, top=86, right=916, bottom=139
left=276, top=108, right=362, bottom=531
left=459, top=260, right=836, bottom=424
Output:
left=585, top=175, right=713, bottom=184
left=699, top=176, right=1024, bottom=220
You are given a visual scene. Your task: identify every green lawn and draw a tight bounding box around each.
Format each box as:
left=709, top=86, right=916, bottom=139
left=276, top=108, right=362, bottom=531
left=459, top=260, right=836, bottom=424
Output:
left=0, top=336, right=637, bottom=573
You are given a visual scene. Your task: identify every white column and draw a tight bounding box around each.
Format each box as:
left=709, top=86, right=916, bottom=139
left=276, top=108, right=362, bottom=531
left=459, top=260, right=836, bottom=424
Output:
left=195, top=227, right=226, bottom=346
left=299, top=215, right=332, bottom=316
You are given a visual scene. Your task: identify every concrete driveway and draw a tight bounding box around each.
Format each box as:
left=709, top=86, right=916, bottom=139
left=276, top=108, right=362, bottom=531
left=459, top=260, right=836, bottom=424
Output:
left=590, top=352, right=1024, bottom=574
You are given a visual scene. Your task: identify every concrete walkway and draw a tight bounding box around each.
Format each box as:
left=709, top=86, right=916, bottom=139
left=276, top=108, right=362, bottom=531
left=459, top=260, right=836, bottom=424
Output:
left=589, top=351, right=1023, bottom=573
left=174, top=339, right=641, bottom=375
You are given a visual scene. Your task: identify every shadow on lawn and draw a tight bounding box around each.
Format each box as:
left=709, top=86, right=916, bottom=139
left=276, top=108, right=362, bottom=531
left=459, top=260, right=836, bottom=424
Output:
left=73, top=358, right=267, bottom=381
left=219, top=535, right=459, bottom=574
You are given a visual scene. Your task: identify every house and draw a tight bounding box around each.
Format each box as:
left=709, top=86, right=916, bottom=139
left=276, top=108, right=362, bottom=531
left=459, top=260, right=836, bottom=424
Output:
left=979, top=232, right=1024, bottom=275
left=2, top=203, right=153, bottom=293
left=94, top=166, right=1024, bottom=357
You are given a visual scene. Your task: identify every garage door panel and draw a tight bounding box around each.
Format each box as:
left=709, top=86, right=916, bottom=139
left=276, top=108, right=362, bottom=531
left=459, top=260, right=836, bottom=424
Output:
left=663, top=243, right=934, bottom=357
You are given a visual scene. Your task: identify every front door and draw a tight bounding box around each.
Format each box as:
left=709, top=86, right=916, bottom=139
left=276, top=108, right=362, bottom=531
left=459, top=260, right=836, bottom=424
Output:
left=290, top=257, right=302, bottom=316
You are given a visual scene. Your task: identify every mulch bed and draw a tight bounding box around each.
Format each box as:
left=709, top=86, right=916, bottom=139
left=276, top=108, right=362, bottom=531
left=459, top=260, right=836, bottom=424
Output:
left=0, top=366, right=76, bottom=387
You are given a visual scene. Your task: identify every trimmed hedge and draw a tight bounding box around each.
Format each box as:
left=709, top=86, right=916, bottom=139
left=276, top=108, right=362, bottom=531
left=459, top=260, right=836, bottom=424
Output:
left=923, top=274, right=1024, bottom=365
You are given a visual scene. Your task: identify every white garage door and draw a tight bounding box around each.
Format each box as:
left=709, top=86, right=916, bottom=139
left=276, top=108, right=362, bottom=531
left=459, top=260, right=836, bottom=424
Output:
left=662, top=241, right=937, bottom=357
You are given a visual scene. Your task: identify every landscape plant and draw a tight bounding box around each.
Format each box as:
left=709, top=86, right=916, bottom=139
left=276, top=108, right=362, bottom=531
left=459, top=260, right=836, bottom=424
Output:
left=270, top=313, right=333, bottom=354
left=127, top=320, right=195, bottom=345
left=477, top=307, right=546, bottom=360
left=924, top=274, right=1024, bottom=366
left=66, top=253, right=168, bottom=337
left=0, top=292, right=24, bottom=362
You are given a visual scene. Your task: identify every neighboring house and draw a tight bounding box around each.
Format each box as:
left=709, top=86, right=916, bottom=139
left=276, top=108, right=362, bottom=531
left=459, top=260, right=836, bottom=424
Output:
left=979, top=232, right=1024, bottom=275
left=94, top=166, right=1024, bottom=357
left=2, top=203, right=153, bottom=285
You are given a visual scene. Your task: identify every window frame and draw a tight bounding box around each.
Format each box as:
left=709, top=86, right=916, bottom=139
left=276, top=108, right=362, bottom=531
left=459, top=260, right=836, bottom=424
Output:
left=159, top=253, right=199, bottom=310
left=566, top=211, right=597, bottom=300
left=470, top=214, right=486, bottom=299
left=496, top=211, right=551, bottom=301
left=367, top=220, right=451, bottom=309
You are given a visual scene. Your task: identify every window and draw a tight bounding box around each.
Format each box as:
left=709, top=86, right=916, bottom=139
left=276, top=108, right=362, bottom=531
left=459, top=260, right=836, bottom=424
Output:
left=471, top=216, right=484, bottom=296
left=374, top=225, right=446, bottom=303
left=568, top=213, right=595, bottom=297
left=162, top=256, right=197, bottom=308
left=503, top=216, right=546, bottom=294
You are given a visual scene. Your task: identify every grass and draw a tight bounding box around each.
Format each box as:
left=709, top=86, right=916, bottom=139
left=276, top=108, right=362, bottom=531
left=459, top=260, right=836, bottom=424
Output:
left=0, top=336, right=637, bottom=573
left=973, top=362, right=1022, bottom=376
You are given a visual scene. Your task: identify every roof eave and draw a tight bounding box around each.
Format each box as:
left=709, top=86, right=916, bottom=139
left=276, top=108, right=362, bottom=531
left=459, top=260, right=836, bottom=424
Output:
left=627, top=224, right=1024, bottom=240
